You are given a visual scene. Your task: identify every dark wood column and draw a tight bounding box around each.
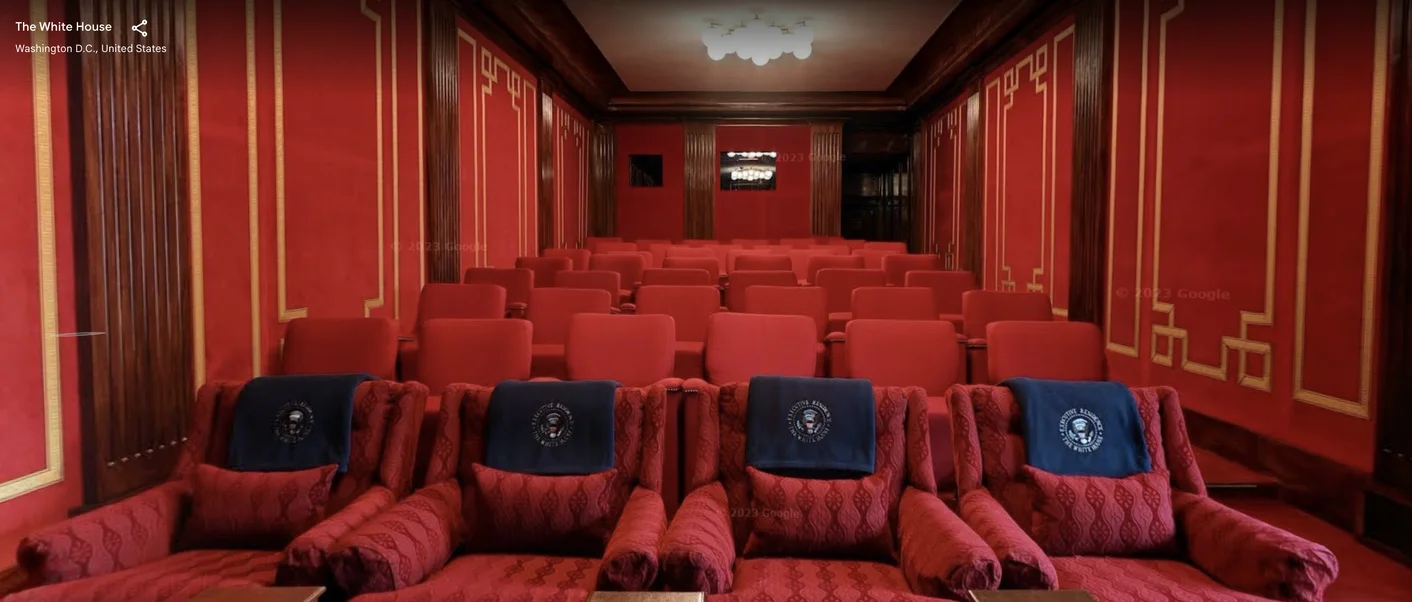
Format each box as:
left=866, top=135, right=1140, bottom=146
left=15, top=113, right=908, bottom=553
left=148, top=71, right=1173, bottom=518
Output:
left=910, top=126, right=929, bottom=252
left=810, top=122, right=843, bottom=236
left=1067, top=0, right=1114, bottom=325
left=423, top=0, right=460, bottom=282
left=683, top=122, right=716, bottom=240
left=961, top=92, right=984, bottom=280
left=588, top=123, right=616, bottom=237
left=537, top=77, right=556, bottom=251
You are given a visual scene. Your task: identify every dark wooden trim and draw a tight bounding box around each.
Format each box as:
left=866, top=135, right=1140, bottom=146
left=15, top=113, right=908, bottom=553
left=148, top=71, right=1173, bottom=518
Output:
left=1184, top=410, right=1367, bottom=532
left=424, top=0, right=461, bottom=282
left=809, top=122, right=844, bottom=236
left=470, top=0, right=624, bottom=113
left=960, top=91, right=984, bottom=279
left=910, top=128, right=927, bottom=252
left=1375, top=0, right=1412, bottom=494
left=604, top=92, right=905, bottom=120
left=537, top=78, right=556, bottom=251
left=1066, top=0, right=1113, bottom=325
left=588, top=123, right=616, bottom=236
left=683, top=122, right=716, bottom=240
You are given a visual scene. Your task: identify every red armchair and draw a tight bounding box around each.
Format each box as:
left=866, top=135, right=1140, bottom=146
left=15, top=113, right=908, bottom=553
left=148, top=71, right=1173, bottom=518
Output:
left=10, top=380, right=426, bottom=601
left=948, top=384, right=1338, bottom=600
left=328, top=383, right=669, bottom=600
left=661, top=381, right=1000, bottom=600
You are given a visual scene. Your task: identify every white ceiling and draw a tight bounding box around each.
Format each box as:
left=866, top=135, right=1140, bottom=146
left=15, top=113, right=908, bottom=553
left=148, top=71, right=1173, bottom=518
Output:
left=563, top=0, right=960, bottom=93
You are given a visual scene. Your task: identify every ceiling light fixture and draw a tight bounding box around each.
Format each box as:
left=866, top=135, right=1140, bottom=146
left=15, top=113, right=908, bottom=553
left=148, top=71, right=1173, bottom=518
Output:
left=701, top=18, right=813, bottom=66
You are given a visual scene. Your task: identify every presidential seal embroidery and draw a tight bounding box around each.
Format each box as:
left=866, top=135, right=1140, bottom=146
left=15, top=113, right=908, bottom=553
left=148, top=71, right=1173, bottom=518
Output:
left=532, top=402, right=573, bottom=447
left=274, top=400, right=315, bottom=444
left=1059, top=408, right=1104, bottom=453
left=787, top=400, right=831, bottom=443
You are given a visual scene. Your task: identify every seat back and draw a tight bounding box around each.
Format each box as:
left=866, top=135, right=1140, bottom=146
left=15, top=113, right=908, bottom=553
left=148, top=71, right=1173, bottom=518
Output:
left=463, top=267, right=535, bottom=308
left=704, top=313, right=817, bottom=384
left=724, top=270, right=798, bottom=311
left=851, top=286, right=937, bottom=321
left=730, top=238, right=770, bottom=248
left=634, top=285, right=720, bottom=342
left=641, top=268, right=713, bottom=287
left=778, top=237, right=815, bottom=248
left=743, top=285, right=828, bottom=341
left=882, top=254, right=945, bottom=286
left=663, top=256, right=721, bottom=281
left=590, top=252, right=647, bottom=289
left=515, top=256, right=572, bottom=287
left=851, top=248, right=899, bottom=270
left=805, top=254, right=865, bottom=284
left=281, top=317, right=399, bottom=379
left=543, top=247, right=591, bottom=270
left=414, top=283, right=507, bottom=337
left=845, top=320, right=958, bottom=396
left=636, top=239, right=671, bottom=252
left=682, top=239, right=717, bottom=247
left=419, top=319, right=532, bottom=393
left=566, top=314, right=676, bottom=386
left=732, top=253, right=791, bottom=272
left=961, top=291, right=1053, bottom=338
left=905, top=270, right=977, bottom=314
left=815, top=268, right=887, bottom=314
left=863, top=241, right=908, bottom=253
left=556, top=270, right=622, bottom=306
left=665, top=246, right=717, bottom=259
left=526, top=287, right=613, bottom=344
left=986, top=321, right=1106, bottom=382
left=592, top=240, right=637, bottom=254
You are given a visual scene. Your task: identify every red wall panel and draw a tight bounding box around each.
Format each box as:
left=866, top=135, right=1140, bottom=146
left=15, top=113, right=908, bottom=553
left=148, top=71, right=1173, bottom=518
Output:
left=714, top=125, right=814, bottom=240
left=982, top=18, right=1076, bottom=316
left=615, top=123, right=686, bottom=240
left=0, top=0, right=85, bottom=562
left=924, top=97, right=969, bottom=267
left=457, top=20, right=539, bottom=268
left=1104, top=0, right=1389, bottom=470
left=553, top=97, right=590, bottom=248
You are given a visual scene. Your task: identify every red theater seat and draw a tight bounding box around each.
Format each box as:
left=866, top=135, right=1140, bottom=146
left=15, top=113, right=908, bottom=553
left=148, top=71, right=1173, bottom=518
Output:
left=417, top=319, right=532, bottom=395
left=882, top=253, right=945, bottom=286
left=636, top=238, right=671, bottom=252
left=555, top=270, right=623, bottom=310
left=665, top=245, right=716, bottom=259
left=732, top=252, right=791, bottom=272
left=591, top=240, right=636, bottom=254
left=11, top=379, right=426, bottom=601
left=281, top=317, right=399, bottom=380
left=851, top=286, right=938, bottom=321
left=704, top=313, right=818, bottom=384
left=660, top=381, right=1000, bottom=600
left=663, top=256, right=721, bottom=282
left=906, top=270, right=976, bottom=329
left=851, top=248, right=899, bottom=270
left=863, top=241, right=908, bottom=253
left=328, top=383, right=668, bottom=599
left=816, top=268, right=887, bottom=333
left=724, top=269, right=797, bottom=312
left=805, top=254, right=864, bottom=284
left=400, top=284, right=507, bottom=381
left=543, top=247, right=590, bottom=270
left=641, top=267, right=713, bottom=287
left=778, top=237, right=815, bottom=248
left=730, top=238, right=770, bottom=248
left=633, top=285, right=720, bottom=379
left=526, top=287, right=613, bottom=379
left=463, top=267, right=534, bottom=318
left=949, top=384, right=1337, bottom=600
left=743, top=284, right=829, bottom=376
left=987, top=321, right=1106, bottom=382
left=961, top=290, right=1052, bottom=384
left=590, top=253, right=647, bottom=303
left=566, top=313, right=676, bottom=387
left=515, top=256, right=571, bottom=287
left=845, top=319, right=961, bottom=490
left=683, top=238, right=717, bottom=246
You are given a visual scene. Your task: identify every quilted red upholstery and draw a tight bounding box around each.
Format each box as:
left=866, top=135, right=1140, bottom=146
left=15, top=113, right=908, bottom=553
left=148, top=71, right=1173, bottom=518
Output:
left=544, top=247, right=591, bottom=270
left=905, top=270, right=976, bottom=328
left=516, top=255, right=572, bottom=287
left=725, top=269, right=797, bottom=311
left=949, top=384, right=1337, bottom=600
left=328, top=480, right=462, bottom=593
left=526, top=287, right=614, bottom=379
left=817, top=268, right=887, bottom=333
left=181, top=464, right=338, bottom=550
left=882, top=254, right=945, bottom=287
left=281, top=317, right=399, bottom=380
left=641, top=268, right=714, bottom=286
left=664, top=257, right=721, bottom=282
left=330, top=383, right=667, bottom=598
left=15, top=380, right=425, bottom=599
left=704, top=313, right=817, bottom=385
left=566, top=314, right=675, bottom=387
left=469, top=465, right=617, bottom=554
left=556, top=270, right=623, bottom=308
left=805, top=254, right=865, bottom=284
left=986, top=321, right=1106, bottom=382
left=634, top=285, right=720, bottom=380
left=852, top=287, right=938, bottom=321
left=742, top=468, right=894, bottom=561
left=663, top=382, right=999, bottom=600
left=732, top=253, right=792, bottom=273
left=1020, top=466, right=1177, bottom=557
left=463, top=267, right=535, bottom=316
left=417, top=319, right=532, bottom=394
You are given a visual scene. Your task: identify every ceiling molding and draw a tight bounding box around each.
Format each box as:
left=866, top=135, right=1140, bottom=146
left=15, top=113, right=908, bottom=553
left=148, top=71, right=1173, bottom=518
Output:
left=603, top=92, right=905, bottom=121
left=468, top=0, right=626, bottom=111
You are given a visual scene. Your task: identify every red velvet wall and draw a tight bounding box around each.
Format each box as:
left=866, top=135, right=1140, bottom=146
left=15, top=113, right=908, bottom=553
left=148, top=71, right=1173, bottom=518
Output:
left=924, top=96, right=970, bottom=267
left=714, top=125, right=814, bottom=240
left=553, top=97, right=591, bottom=248
left=615, top=123, right=686, bottom=240
left=457, top=19, right=539, bottom=268
left=196, top=0, right=426, bottom=379
left=1105, top=0, right=1389, bottom=470
left=0, top=0, right=85, bottom=564
left=982, top=18, right=1076, bottom=317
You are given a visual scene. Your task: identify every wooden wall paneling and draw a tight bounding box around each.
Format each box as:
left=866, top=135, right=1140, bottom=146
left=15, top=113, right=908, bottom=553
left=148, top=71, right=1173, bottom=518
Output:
left=1375, top=0, right=1412, bottom=493
left=961, top=92, right=985, bottom=279
left=424, top=0, right=460, bottom=282
left=588, top=123, right=616, bottom=237
left=810, top=122, right=843, bottom=236
left=683, top=122, right=716, bottom=240
left=910, top=127, right=928, bottom=252
left=1067, top=0, right=1113, bottom=325
left=538, top=78, right=555, bottom=251
left=72, top=0, right=193, bottom=504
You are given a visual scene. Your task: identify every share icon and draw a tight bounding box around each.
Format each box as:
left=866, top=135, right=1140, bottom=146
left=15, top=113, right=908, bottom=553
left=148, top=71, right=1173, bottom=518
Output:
left=132, top=19, right=147, bottom=37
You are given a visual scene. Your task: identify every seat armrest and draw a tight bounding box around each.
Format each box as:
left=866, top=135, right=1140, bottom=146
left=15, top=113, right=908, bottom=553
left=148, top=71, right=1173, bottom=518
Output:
left=279, top=485, right=398, bottom=586
left=1175, top=492, right=1338, bottom=602
left=824, top=331, right=846, bottom=345
left=506, top=302, right=527, bottom=319
left=329, top=480, right=463, bottom=596
left=661, top=482, right=736, bottom=594
left=899, top=488, right=1001, bottom=599
left=616, top=304, right=633, bottom=314
left=598, top=488, right=667, bottom=591
left=965, top=338, right=987, bottom=349
left=17, top=480, right=188, bottom=586
left=957, top=490, right=1058, bottom=590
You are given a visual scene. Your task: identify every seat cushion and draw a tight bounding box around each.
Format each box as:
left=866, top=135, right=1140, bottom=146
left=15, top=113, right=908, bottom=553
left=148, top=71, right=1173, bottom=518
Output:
left=531, top=343, right=568, bottom=380
left=926, top=396, right=955, bottom=491
left=673, top=341, right=705, bottom=379
left=6, top=550, right=282, bottom=602
left=349, top=554, right=601, bottom=602
left=730, top=558, right=925, bottom=602
left=1052, top=557, right=1272, bottom=602
left=183, top=463, right=337, bottom=550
